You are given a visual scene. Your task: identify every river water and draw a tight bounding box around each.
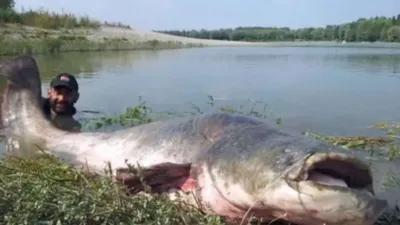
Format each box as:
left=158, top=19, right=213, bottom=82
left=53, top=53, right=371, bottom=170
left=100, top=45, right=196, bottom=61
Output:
left=2, top=46, right=399, bottom=136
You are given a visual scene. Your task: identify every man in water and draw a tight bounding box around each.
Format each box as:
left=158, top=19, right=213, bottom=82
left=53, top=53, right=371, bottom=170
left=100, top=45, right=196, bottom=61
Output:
left=4, top=73, right=82, bottom=153
left=42, top=73, right=82, bottom=132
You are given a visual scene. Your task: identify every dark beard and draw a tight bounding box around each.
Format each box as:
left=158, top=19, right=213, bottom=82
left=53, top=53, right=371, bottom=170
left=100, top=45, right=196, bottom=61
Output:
left=49, top=100, right=74, bottom=115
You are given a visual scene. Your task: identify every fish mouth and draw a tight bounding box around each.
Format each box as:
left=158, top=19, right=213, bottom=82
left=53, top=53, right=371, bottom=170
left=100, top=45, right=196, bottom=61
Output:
left=288, top=152, right=374, bottom=193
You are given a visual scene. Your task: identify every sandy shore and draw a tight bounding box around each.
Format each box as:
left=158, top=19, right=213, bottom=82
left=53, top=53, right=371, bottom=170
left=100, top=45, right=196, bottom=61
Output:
left=88, top=26, right=262, bottom=46
left=1, top=24, right=265, bottom=46
left=89, top=26, right=400, bottom=48
left=88, top=26, right=344, bottom=47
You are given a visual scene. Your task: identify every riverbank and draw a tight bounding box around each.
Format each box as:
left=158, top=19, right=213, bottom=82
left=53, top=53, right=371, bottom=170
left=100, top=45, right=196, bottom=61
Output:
left=2, top=8, right=400, bottom=56
left=0, top=23, right=331, bottom=56
left=87, top=26, right=400, bottom=49
left=3, top=23, right=400, bottom=56
left=0, top=24, right=206, bottom=56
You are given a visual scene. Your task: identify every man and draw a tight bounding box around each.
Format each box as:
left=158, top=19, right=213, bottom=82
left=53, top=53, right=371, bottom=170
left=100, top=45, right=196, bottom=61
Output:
left=4, top=73, right=82, bottom=154
left=42, top=73, right=82, bottom=132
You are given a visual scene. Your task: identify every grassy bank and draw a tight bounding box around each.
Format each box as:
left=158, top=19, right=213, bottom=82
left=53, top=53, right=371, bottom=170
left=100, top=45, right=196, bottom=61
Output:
left=0, top=36, right=202, bottom=56
left=0, top=97, right=399, bottom=225
left=0, top=155, right=225, bottom=225
left=0, top=24, right=203, bottom=56
left=0, top=8, right=203, bottom=56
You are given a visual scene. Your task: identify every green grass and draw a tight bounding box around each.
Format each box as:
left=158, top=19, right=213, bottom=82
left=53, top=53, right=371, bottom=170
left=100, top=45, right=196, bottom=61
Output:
left=0, top=24, right=203, bottom=56
left=0, top=154, right=226, bottom=225
left=1, top=96, right=399, bottom=225
left=0, top=36, right=202, bottom=56
left=0, top=8, right=203, bottom=56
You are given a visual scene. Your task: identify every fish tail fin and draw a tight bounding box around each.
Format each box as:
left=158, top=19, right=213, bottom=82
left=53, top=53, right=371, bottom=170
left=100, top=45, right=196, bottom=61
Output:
left=0, top=56, right=52, bottom=156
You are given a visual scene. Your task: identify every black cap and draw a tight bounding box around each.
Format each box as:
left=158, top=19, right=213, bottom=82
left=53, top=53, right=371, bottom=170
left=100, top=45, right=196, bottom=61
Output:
left=50, top=73, right=79, bottom=91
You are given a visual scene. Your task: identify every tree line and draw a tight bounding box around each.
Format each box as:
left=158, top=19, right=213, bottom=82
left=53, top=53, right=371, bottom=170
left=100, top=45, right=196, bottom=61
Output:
left=156, top=15, right=400, bottom=42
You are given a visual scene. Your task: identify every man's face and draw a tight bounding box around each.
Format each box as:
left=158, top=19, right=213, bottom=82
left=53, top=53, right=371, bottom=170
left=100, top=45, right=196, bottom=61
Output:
left=47, top=86, right=79, bottom=114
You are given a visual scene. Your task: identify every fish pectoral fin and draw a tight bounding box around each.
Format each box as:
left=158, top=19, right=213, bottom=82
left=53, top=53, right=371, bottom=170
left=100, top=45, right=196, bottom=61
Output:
left=114, top=162, right=195, bottom=194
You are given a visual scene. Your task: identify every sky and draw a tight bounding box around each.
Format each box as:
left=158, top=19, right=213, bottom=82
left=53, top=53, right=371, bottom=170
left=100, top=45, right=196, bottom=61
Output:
left=14, top=0, right=400, bottom=31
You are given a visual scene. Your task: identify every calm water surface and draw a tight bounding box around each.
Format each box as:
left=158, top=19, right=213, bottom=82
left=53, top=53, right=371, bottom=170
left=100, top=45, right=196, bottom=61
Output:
left=1, top=46, right=400, bottom=137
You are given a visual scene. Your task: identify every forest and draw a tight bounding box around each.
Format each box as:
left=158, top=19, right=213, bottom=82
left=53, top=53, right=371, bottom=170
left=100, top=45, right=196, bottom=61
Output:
left=157, top=15, right=400, bottom=42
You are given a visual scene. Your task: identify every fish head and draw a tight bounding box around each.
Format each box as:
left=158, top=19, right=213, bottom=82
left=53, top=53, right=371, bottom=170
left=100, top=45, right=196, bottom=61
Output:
left=271, top=148, right=387, bottom=225
left=205, top=134, right=388, bottom=225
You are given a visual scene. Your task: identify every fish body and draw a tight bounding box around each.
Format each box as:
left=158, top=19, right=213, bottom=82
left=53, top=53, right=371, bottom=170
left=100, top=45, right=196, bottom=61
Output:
left=0, top=56, right=389, bottom=225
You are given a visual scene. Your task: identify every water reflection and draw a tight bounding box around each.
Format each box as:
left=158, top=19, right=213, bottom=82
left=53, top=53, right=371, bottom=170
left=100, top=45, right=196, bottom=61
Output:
left=0, top=50, right=165, bottom=82
left=228, top=48, right=400, bottom=79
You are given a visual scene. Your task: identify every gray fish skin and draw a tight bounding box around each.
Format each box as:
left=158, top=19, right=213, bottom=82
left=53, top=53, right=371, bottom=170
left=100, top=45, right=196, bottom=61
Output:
left=0, top=56, right=389, bottom=225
